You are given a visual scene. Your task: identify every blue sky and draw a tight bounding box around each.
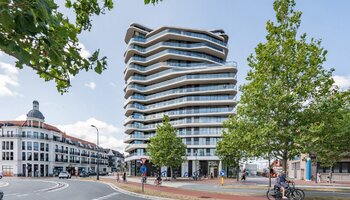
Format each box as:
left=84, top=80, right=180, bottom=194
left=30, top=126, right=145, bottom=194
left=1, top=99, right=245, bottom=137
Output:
left=1, top=0, right=349, bottom=152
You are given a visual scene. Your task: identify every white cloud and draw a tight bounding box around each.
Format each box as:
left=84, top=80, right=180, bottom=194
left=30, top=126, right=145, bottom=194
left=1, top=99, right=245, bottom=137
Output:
left=333, top=74, right=350, bottom=90
left=78, top=42, right=91, bottom=59
left=56, top=118, right=126, bottom=153
left=84, top=82, right=96, bottom=90
left=0, top=62, right=21, bottom=97
left=15, top=114, right=27, bottom=120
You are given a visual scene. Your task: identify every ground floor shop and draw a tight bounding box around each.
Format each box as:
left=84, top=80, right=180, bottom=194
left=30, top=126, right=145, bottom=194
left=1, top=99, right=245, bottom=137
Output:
left=0, top=162, right=107, bottom=177
left=127, top=160, right=222, bottom=178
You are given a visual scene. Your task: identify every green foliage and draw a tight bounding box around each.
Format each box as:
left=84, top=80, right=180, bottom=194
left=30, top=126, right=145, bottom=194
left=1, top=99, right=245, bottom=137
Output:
left=216, top=116, right=249, bottom=166
left=222, top=0, right=337, bottom=171
left=144, top=0, right=162, bottom=5
left=302, top=90, right=350, bottom=168
left=147, top=115, right=186, bottom=174
left=0, top=0, right=112, bottom=93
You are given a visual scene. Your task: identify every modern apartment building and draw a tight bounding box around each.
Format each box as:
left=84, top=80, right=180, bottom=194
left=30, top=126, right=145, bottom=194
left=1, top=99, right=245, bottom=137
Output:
left=0, top=101, right=110, bottom=177
left=123, top=24, right=237, bottom=177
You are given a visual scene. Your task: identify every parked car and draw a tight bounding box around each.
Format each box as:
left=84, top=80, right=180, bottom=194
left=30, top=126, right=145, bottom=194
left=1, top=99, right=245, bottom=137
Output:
left=89, top=171, right=97, bottom=176
left=99, top=171, right=108, bottom=176
left=58, top=171, right=71, bottom=179
left=79, top=172, right=89, bottom=177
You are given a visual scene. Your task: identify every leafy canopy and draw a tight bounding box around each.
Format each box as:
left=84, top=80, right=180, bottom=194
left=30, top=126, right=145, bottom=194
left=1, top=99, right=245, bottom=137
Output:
left=0, top=0, right=162, bottom=93
left=221, top=0, right=336, bottom=171
left=147, top=115, right=186, bottom=170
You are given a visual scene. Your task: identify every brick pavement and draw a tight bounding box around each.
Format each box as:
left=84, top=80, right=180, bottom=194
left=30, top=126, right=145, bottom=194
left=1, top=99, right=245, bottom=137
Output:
left=120, top=180, right=265, bottom=200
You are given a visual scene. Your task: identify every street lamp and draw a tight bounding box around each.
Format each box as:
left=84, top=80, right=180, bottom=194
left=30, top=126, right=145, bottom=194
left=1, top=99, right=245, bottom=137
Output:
left=91, top=125, right=100, bottom=181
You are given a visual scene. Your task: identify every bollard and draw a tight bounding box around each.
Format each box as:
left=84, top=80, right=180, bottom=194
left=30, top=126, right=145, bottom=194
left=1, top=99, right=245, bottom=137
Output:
left=221, top=177, right=224, bottom=186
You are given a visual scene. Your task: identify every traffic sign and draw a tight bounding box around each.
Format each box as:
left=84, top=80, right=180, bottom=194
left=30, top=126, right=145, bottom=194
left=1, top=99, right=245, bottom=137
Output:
left=220, top=170, right=225, bottom=176
left=140, top=158, right=147, bottom=164
left=140, top=165, right=147, bottom=174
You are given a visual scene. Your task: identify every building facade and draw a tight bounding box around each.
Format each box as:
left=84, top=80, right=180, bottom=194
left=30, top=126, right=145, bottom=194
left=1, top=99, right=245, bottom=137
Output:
left=123, top=24, right=237, bottom=177
left=288, top=154, right=350, bottom=181
left=103, top=149, right=125, bottom=173
left=0, top=101, right=109, bottom=177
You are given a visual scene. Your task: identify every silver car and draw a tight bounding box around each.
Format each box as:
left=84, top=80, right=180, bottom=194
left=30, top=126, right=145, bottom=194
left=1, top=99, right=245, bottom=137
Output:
left=58, top=171, right=71, bottom=179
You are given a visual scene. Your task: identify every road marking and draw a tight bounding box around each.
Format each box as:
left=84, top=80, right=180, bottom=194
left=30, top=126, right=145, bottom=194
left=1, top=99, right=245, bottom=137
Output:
left=47, top=182, right=69, bottom=193
left=0, top=182, right=9, bottom=187
left=92, top=192, right=120, bottom=200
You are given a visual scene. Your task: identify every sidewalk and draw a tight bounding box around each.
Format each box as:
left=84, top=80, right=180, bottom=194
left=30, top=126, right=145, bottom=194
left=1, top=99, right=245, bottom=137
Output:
left=102, top=176, right=265, bottom=200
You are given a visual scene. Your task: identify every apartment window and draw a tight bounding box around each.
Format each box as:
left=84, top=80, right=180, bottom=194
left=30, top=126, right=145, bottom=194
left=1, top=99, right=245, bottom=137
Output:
left=22, top=152, right=26, bottom=160
left=27, top=131, right=31, bottom=138
left=46, top=153, right=49, bottom=161
left=2, top=152, right=5, bottom=160
left=46, top=144, right=49, bottom=152
left=2, top=152, right=14, bottom=160
left=1, top=141, right=4, bottom=150
left=22, top=141, right=26, bottom=150
left=45, top=134, right=48, bottom=140
left=34, top=152, right=38, bottom=161
left=40, top=153, right=45, bottom=161
left=40, top=143, right=45, bottom=151
left=33, top=142, right=39, bottom=151
left=40, top=133, right=44, bottom=139
left=27, top=152, right=32, bottom=161
left=27, top=142, right=32, bottom=150
left=22, top=131, right=26, bottom=137
left=34, top=132, right=39, bottom=139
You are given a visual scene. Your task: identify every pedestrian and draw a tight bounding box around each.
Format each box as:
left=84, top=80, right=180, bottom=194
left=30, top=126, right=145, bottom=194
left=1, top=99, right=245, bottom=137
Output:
left=123, top=172, right=126, bottom=183
left=116, top=172, right=120, bottom=182
left=317, top=172, right=321, bottom=183
left=241, top=169, right=246, bottom=181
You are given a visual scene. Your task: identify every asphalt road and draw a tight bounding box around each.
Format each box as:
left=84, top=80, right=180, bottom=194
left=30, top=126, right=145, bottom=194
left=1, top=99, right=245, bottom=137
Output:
left=0, top=177, right=146, bottom=200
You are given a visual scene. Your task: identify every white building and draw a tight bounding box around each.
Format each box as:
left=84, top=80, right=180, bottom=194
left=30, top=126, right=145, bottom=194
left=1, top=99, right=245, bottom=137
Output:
left=0, top=100, right=109, bottom=177
left=123, top=24, right=237, bottom=177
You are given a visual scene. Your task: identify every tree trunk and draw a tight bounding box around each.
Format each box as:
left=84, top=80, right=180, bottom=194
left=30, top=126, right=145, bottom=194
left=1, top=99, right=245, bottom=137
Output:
left=268, top=157, right=271, bottom=187
left=282, top=154, right=288, bottom=174
left=236, top=162, right=240, bottom=182
left=329, top=166, right=333, bottom=183
left=170, top=166, right=173, bottom=181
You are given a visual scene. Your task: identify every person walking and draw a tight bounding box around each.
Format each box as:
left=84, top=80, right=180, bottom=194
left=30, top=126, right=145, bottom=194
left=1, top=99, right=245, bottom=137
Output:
left=317, top=172, right=321, bottom=183
left=122, top=172, right=126, bottom=183
left=116, top=172, right=120, bottom=182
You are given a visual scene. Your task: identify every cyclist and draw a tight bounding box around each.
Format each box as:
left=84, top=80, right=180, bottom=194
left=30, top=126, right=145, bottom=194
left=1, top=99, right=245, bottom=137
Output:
left=275, top=171, right=288, bottom=199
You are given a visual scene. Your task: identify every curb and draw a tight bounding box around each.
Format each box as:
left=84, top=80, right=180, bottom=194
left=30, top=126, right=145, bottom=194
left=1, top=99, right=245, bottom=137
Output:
left=73, top=178, right=174, bottom=200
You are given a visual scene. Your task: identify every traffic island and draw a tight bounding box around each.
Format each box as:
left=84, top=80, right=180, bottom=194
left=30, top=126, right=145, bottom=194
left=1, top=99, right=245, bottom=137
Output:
left=98, top=177, right=265, bottom=200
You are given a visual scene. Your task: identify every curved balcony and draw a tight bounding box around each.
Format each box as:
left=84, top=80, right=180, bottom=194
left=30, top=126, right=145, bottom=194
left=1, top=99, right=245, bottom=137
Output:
left=125, top=73, right=237, bottom=97
left=127, top=29, right=227, bottom=49
left=126, top=65, right=235, bottom=85
left=125, top=96, right=236, bottom=116
left=125, top=143, right=148, bottom=152
left=125, top=84, right=237, bottom=106
left=124, top=61, right=237, bottom=81
left=125, top=41, right=226, bottom=62
left=126, top=49, right=224, bottom=67
left=125, top=118, right=228, bottom=134
left=123, top=134, right=155, bottom=143
left=124, top=106, right=235, bottom=125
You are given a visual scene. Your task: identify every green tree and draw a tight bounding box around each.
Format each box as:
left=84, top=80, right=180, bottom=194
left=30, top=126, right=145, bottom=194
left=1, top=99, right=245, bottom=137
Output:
left=0, top=0, right=160, bottom=93
left=302, top=90, right=350, bottom=180
left=216, top=116, right=250, bottom=181
left=234, top=0, right=335, bottom=172
left=147, top=115, right=186, bottom=179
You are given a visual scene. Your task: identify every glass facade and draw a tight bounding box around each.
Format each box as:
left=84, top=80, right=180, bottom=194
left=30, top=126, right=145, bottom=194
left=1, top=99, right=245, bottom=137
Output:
left=124, top=25, right=237, bottom=176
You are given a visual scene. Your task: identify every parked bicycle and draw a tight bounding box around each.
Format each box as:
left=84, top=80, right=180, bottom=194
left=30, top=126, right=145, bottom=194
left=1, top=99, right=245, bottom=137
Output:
left=267, top=181, right=304, bottom=200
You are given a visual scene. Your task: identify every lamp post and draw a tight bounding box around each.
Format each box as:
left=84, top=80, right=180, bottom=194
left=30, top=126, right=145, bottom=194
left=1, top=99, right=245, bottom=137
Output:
left=91, top=125, right=100, bottom=181
left=194, top=149, right=198, bottom=180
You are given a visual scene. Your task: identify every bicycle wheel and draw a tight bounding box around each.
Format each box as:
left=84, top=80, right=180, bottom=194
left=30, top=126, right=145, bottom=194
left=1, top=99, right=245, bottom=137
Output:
left=266, top=189, right=278, bottom=200
left=295, top=189, right=305, bottom=199
left=288, top=190, right=303, bottom=200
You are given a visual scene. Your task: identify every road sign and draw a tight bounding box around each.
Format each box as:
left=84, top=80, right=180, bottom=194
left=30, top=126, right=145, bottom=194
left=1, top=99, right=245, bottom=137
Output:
left=140, top=165, right=147, bottom=174
left=140, top=158, right=147, bottom=164
left=220, top=170, right=225, bottom=176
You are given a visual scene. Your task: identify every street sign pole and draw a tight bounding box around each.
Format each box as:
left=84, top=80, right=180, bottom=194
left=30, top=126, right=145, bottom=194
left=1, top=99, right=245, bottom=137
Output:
left=140, top=159, right=147, bottom=193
